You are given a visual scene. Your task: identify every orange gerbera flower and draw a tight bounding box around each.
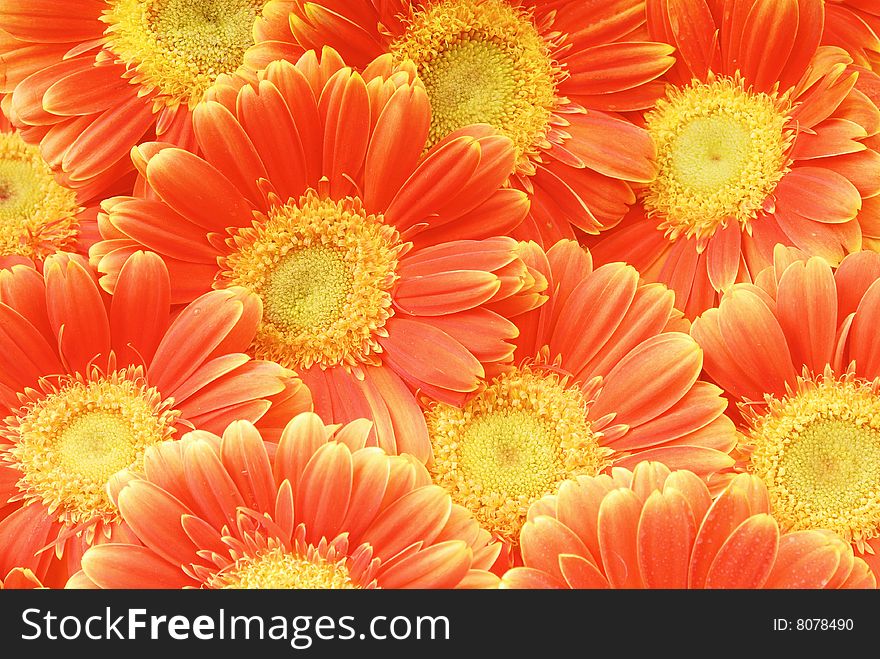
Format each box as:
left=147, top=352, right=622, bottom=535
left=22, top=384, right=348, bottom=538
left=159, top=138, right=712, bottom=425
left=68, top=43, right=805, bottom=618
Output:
left=587, top=0, right=880, bottom=318
left=0, top=252, right=310, bottom=588
left=424, top=240, right=736, bottom=564
left=0, top=1, right=295, bottom=191
left=691, top=247, right=880, bottom=575
left=91, top=49, right=546, bottom=462
left=0, top=112, right=134, bottom=268
left=268, top=0, right=672, bottom=243
left=825, top=0, right=880, bottom=72
left=74, top=413, right=500, bottom=589
left=499, top=462, right=876, bottom=588
left=0, top=567, right=43, bottom=589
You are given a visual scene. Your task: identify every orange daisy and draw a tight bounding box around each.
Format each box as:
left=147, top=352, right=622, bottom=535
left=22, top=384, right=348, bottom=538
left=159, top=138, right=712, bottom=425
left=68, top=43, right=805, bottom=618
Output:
left=271, top=0, right=672, bottom=243
left=0, top=252, right=310, bottom=588
left=424, top=239, right=736, bottom=564
left=587, top=0, right=880, bottom=318
left=500, top=462, right=876, bottom=588
left=691, top=247, right=880, bottom=576
left=91, top=49, right=546, bottom=462
left=0, top=112, right=135, bottom=269
left=74, top=413, right=500, bottom=589
left=0, top=1, right=295, bottom=191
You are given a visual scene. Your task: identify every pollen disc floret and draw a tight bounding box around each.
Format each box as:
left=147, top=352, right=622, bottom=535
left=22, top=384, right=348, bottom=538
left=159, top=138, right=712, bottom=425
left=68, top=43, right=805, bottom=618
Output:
left=427, top=366, right=611, bottom=542
left=103, top=0, right=267, bottom=108
left=645, top=75, right=794, bottom=242
left=208, top=546, right=359, bottom=589
left=219, top=192, right=404, bottom=371
left=5, top=368, right=178, bottom=527
left=0, top=132, right=80, bottom=259
left=744, top=372, right=880, bottom=548
left=390, top=0, right=561, bottom=170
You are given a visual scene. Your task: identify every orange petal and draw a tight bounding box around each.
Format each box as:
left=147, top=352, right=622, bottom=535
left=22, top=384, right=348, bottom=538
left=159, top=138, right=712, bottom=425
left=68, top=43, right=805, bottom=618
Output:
left=658, top=0, right=718, bottom=82
left=109, top=250, right=171, bottom=366
left=764, top=531, right=844, bottom=588
left=235, top=80, right=310, bottom=202
left=193, top=100, right=267, bottom=202
left=520, top=516, right=593, bottom=583
left=565, top=112, right=655, bottom=183
left=566, top=41, right=675, bottom=96
left=704, top=515, right=779, bottom=589
left=591, top=332, right=702, bottom=428
left=597, top=488, right=643, bottom=588
left=558, top=553, right=610, bottom=589
left=550, top=262, right=639, bottom=374
left=360, top=485, right=452, bottom=561
left=219, top=420, right=276, bottom=515
left=297, top=442, right=353, bottom=543
left=81, top=544, right=195, bottom=589
left=394, top=270, right=501, bottom=316
left=706, top=224, right=742, bottom=292
left=319, top=68, right=370, bottom=198
left=145, top=147, right=253, bottom=232
left=637, top=489, right=694, bottom=588
left=359, top=365, right=431, bottom=462
left=499, top=567, right=566, bottom=589
left=379, top=541, right=471, bottom=589
left=738, top=0, right=799, bottom=91
left=149, top=288, right=250, bottom=393
left=690, top=306, right=770, bottom=401
left=775, top=166, right=862, bottom=223
left=274, top=412, right=329, bottom=491
left=384, top=136, right=482, bottom=231
left=0, top=303, right=62, bottom=392
left=183, top=440, right=246, bottom=531
left=61, top=93, right=154, bottom=181
left=834, top=250, right=880, bottom=324
left=364, top=83, right=430, bottom=212
left=611, top=382, right=729, bottom=450
left=717, top=287, right=797, bottom=396
left=43, top=254, right=110, bottom=373
left=341, top=448, right=391, bottom=543
left=117, top=480, right=198, bottom=567
left=379, top=317, right=484, bottom=393
left=849, top=278, right=880, bottom=377
left=775, top=257, right=838, bottom=372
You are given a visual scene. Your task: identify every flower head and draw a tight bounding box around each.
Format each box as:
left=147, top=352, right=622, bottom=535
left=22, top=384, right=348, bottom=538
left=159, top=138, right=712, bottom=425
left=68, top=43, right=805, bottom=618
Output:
left=0, top=252, right=310, bottom=586
left=500, top=462, right=876, bottom=589
left=76, top=413, right=500, bottom=589
left=91, top=48, right=547, bottom=461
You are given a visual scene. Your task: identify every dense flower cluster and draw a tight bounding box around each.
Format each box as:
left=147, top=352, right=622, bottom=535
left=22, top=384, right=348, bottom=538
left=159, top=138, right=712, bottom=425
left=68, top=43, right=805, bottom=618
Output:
left=0, top=0, right=878, bottom=589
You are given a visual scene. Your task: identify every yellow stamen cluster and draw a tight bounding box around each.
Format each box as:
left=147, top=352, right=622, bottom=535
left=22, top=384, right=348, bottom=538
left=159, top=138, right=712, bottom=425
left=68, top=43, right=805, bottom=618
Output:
left=744, top=372, right=880, bottom=548
left=0, top=131, right=80, bottom=260
left=391, top=0, right=561, bottom=171
left=6, top=369, right=178, bottom=526
left=645, top=74, right=793, bottom=243
left=427, top=365, right=610, bottom=543
left=209, top=546, right=358, bottom=589
left=219, top=192, right=403, bottom=370
left=103, top=0, right=267, bottom=108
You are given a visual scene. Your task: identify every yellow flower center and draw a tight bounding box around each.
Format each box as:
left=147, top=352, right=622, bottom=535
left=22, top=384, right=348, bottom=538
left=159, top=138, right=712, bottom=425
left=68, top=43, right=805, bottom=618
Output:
left=103, top=0, right=267, bottom=108
left=209, top=547, right=358, bottom=589
left=390, top=0, right=561, bottom=172
left=6, top=370, right=177, bottom=526
left=218, top=192, right=403, bottom=370
left=0, top=132, right=80, bottom=260
left=427, top=366, right=610, bottom=543
left=745, top=374, right=880, bottom=548
left=645, top=75, right=793, bottom=242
